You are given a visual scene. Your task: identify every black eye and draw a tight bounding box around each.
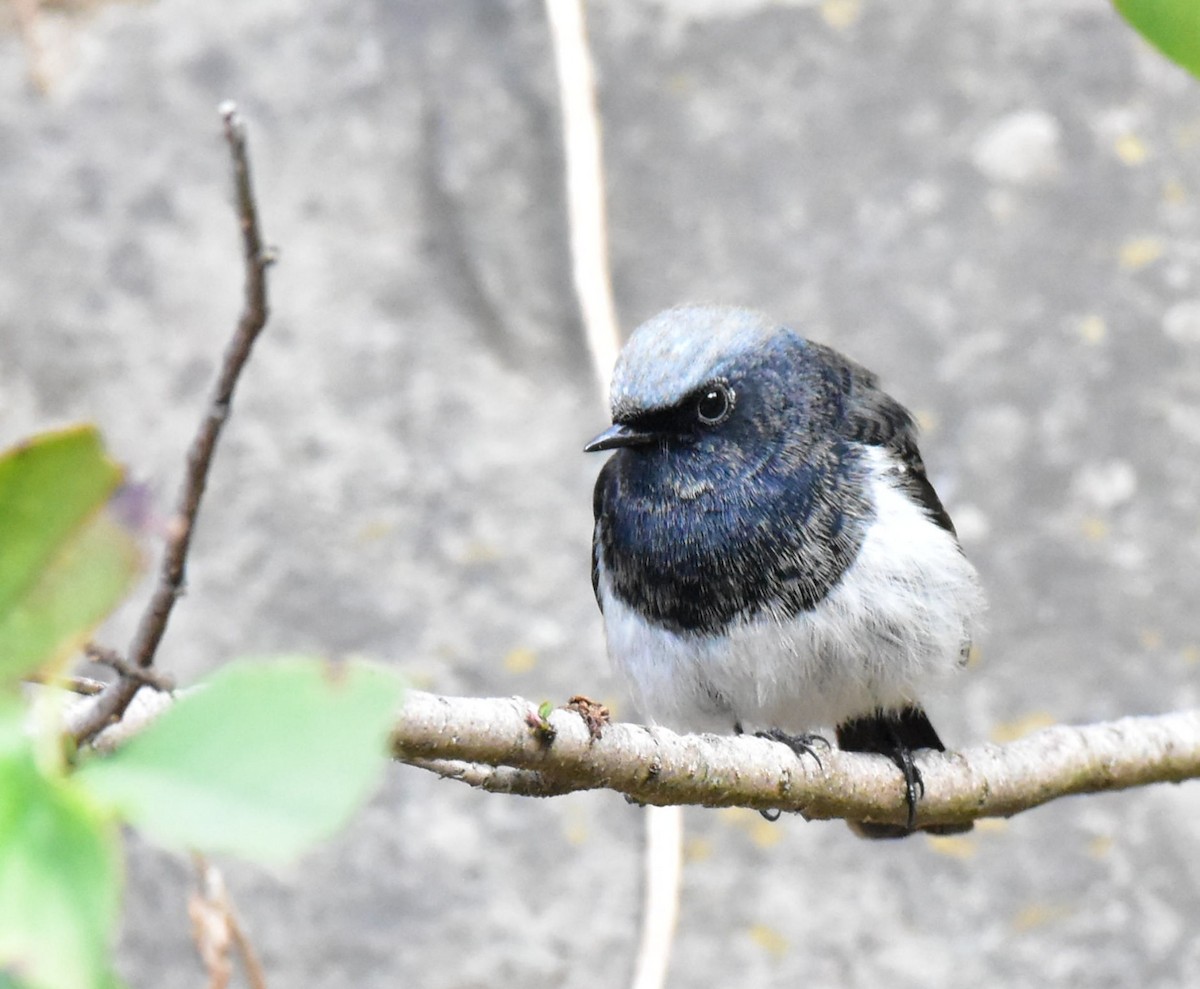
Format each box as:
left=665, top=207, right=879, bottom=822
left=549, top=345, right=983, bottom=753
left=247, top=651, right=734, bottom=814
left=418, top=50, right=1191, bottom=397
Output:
left=695, top=383, right=733, bottom=425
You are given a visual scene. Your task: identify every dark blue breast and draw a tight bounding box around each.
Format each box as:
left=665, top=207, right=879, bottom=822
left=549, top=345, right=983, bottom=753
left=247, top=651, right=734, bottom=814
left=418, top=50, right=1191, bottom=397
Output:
left=594, top=441, right=872, bottom=635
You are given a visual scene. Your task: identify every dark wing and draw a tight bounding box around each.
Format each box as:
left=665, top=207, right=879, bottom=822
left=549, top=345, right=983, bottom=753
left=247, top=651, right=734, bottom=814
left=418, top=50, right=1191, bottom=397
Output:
left=590, top=459, right=613, bottom=612
left=821, top=345, right=957, bottom=537
left=828, top=349, right=976, bottom=665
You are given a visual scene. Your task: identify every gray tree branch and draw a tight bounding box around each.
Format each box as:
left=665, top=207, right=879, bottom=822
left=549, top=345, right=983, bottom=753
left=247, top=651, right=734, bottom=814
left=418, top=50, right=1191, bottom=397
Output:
left=392, top=692, right=1200, bottom=830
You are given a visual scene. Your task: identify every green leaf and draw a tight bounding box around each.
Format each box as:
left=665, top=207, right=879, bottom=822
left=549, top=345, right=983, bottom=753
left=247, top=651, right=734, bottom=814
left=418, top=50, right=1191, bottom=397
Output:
left=0, top=427, right=121, bottom=614
left=76, top=657, right=404, bottom=866
left=0, top=701, right=121, bottom=989
left=0, top=427, right=141, bottom=682
left=1115, top=0, right=1200, bottom=78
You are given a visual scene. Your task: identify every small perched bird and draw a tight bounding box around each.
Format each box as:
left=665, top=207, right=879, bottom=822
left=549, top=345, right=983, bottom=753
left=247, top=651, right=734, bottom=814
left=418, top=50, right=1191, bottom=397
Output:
left=585, top=306, right=984, bottom=838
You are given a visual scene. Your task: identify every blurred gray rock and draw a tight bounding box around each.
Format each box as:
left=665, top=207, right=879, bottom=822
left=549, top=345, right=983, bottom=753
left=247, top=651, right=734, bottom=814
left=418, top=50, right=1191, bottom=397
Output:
left=2, top=0, right=1200, bottom=986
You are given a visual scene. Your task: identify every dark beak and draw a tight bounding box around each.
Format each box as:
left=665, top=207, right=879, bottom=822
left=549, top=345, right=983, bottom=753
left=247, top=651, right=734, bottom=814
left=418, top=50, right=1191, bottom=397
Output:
left=583, top=422, right=660, bottom=453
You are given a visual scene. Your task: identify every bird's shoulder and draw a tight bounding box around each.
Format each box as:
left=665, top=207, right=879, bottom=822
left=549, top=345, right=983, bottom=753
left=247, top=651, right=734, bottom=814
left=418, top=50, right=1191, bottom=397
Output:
left=810, top=343, right=958, bottom=537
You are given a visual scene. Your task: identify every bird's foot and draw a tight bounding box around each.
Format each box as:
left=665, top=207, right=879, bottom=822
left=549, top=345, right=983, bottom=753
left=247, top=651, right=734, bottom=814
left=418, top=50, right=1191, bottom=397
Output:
left=734, top=724, right=830, bottom=820
left=754, top=728, right=830, bottom=768
left=836, top=707, right=948, bottom=838
left=845, top=749, right=923, bottom=838
left=740, top=727, right=828, bottom=822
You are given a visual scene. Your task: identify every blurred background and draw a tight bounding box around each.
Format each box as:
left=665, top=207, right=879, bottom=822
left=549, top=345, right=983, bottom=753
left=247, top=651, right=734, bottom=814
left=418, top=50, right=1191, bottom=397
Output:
left=3, top=0, right=1200, bottom=986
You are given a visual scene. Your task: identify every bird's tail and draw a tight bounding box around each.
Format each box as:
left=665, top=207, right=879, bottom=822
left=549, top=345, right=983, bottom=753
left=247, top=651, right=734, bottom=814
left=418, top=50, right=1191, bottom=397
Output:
left=836, top=706, right=973, bottom=840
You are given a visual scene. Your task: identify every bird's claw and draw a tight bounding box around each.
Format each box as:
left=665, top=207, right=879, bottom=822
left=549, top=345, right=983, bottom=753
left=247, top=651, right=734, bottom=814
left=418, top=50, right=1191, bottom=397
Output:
left=754, top=728, right=829, bottom=769
left=746, top=728, right=828, bottom=822
left=889, top=748, right=923, bottom=832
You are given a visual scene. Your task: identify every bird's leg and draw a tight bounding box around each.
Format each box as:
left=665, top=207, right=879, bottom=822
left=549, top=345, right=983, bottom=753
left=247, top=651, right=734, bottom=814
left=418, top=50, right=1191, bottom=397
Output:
left=836, top=706, right=950, bottom=837
left=837, top=710, right=933, bottom=833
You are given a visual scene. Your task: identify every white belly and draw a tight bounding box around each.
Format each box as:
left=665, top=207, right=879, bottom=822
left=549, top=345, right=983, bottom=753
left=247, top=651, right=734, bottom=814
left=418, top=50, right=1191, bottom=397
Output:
left=597, top=450, right=985, bottom=734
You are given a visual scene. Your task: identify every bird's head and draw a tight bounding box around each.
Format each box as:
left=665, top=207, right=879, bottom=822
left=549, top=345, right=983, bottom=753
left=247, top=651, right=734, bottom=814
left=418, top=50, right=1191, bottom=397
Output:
left=584, top=306, right=842, bottom=493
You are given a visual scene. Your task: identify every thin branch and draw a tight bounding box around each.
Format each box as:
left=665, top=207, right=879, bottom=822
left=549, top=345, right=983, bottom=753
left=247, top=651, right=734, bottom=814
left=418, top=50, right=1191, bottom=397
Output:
left=544, top=0, right=622, bottom=391
left=84, top=642, right=174, bottom=692
left=631, top=806, right=682, bottom=989
left=406, top=757, right=580, bottom=797
left=67, top=682, right=176, bottom=753
left=128, top=101, right=271, bottom=672
left=189, top=859, right=232, bottom=989
left=72, top=101, right=273, bottom=745
left=23, top=672, right=106, bottom=696
left=392, top=692, right=1200, bottom=830
left=11, top=0, right=52, bottom=93
left=189, top=855, right=268, bottom=989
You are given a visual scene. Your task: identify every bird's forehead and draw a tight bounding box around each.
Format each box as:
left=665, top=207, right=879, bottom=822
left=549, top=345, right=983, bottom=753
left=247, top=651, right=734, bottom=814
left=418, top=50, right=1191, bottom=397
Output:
left=610, top=306, right=788, bottom=415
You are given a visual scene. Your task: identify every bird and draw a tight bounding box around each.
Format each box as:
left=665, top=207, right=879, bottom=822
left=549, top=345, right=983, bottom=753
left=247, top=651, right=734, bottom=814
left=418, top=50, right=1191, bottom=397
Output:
left=584, top=305, right=984, bottom=838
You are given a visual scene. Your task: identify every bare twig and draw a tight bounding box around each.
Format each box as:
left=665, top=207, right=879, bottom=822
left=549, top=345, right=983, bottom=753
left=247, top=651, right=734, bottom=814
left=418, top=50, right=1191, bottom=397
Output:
left=11, top=0, right=52, bottom=93
left=68, top=682, right=176, bottom=752
left=406, top=757, right=580, bottom=797
left=631, top=805, right=683, bottom=989
left=392, top=692, right=1200, bottom=830
left=72, top=101, right=273, bottom=745
left=189, top=861, right=232, bottom=989
left=84, top=642, right=174, bottom=692
left=128, top=101, right=271, bottom=672
left=23, top=672, right=106, bottom=695
left=189, top=855, right=268, bottom=989
left=544, top=0, right=622, bottom=391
